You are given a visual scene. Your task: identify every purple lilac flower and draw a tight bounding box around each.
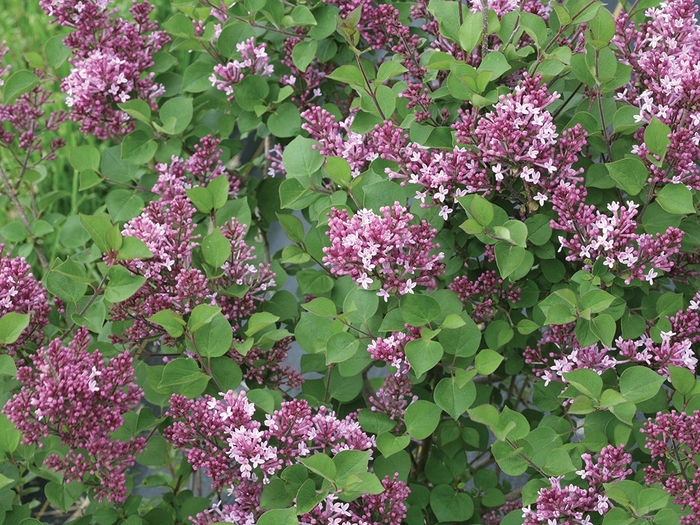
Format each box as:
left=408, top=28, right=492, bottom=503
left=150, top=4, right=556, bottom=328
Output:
left=210, top=38, right=273, bottom=101
left=642, top=410, right=700, bottom=524
left=2, top=327, right=145, bottom=502
left=0, top=245, right=51, bottom=354
left=324, top=202, right=445, bottom=301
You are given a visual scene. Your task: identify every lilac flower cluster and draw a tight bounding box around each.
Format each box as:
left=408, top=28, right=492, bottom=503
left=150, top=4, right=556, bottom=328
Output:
left=40, top=0, right=169, bottom=139
left=523, top=445, right=631, bottom=524
left=324, top=202, right=445, bottom=300
left=107, top=143, right=273, bottom=344
left=367, top=329, right=420, bottom=423
left=525, top=323, right=697, bottom=384
left=2, top=328, right=145, bottom=502
left=164, top=391, right=407, bottom=524
left=210, top=38, right=274, bottom=101
left=0, top=245, right=51, bottom=354
left=450, top=270, right=521, bottom=324
left=0, top=43, right=66, bottom=159
left=451, top=74, right=587, bottom=211
left=279, top=33, right=328, bottom=109
left=551, top=197, right=684, bottom=284
left=614, top=0, right=700, bottom=188
left=642, top=410, right=700, bottom=524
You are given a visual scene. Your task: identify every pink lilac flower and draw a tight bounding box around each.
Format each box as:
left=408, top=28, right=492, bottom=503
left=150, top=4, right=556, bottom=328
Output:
left=451, top=74, right=587, bottom=210
left=279, top=31, right=330, bottom=110
left=107, top=153, right=273, bottom=345
left=614, top=0, right=700, bottom=189
left=0, top=245, right=51, bottom=354
left=166, top=391, right=386, bottom=524
left=450, top=270, right=521, bottom=324
left=210, top=38, right=273, bottom=100
left=369, top=365, right=418, bottom=425
left=642, top=410, right=700, bottom=524
left=324, top=203, right=445, bottom=300
left=40, top=0, right=169, bottom=139
left=2, top=327, right=145, bottom=502
left=551, top=194, right=683, bottom=284
left=524, top=445, right=630, bottom=524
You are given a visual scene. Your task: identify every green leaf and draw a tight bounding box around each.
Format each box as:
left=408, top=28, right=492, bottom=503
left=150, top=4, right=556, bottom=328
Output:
left=0, top=414, right=20, bottom=453
left=118, top=99, right=152, bottom=124
left=0, top=354, right=17, bottom=377
left=405, top=400, right=441, bottom=440
left=434, top=376, right=476, bottom=420
left=401, top=294, right=441, bottom=327
left=106, top=189, right=145, bottom=222
left=644, top=117, right=671, bottom=158
left=79, top=214, right=113, bottom=253
left=45, top=35, right=70, bottom=68
left=159, top=97, right=193, bottom=135
left=208, top=176, right=230, bottom=210
left=405, top=339, right=443, bottom=377
left=606, top=158, right=647, bottom=196
left=69, top=145, right=100, bottom=172
left=376, top=433, right=410, bottom=458
left=194, top=313, right=233, bottom=358
left=202, top=228, right=232, bottom=268
left=245, top=312, right=280, bottom=337
left=456, top=194, right=494, bottom=226
left=45, top=258, right=89, bottom=303
left=147, top=309, right=185, bottom=338
left=619, top=366, right=666, bottom=403
left=121, top=130, right=158, bottom=164
left=158, top=358, right=210, bottom=398
left=183, top=60, right=217, bottom=92
left=117, top=236, right=153, bottom=260
left=358, top=409, right=397, bottom=434
left=0, top=313, right=30, bottom=345
left=300, top=453, right=336, bottom=481
left=3, top=70, right=39, bottom=104
left=564, top=368, right=603, bottom=399
left=668, top=365, right=695, bottom=396
left=268, top=103, right=302, bottom=138
left=276, top=213, right=305, bottom=243
left=458, top=13, right=483, bottom=54
left=591, top=313, right=616, bottom=346
left=475, top=349, right=504, bottom=375
left=45, top=481, right=84, bottom=513
left=430, top=485, right=474, bottom=522
left=208, top=357, right=243, bottom=392
left=325, top=331, right=360, bottom=365
left=656, top=183, right=695, bottom=215
left=291, top=40, right=317, bottom=72
left=105, top=266, right=145, bottom=303
left=233, top=75, right=269, bottom=107
left=494, top=242, right=526, bottom=279
left=580, top=289, right=615, bottom=313
left=257, top=508, right=298, bottom=525
left=186, top=187, right=214, bottom=213
left=283, top=136, right=324, bottom=180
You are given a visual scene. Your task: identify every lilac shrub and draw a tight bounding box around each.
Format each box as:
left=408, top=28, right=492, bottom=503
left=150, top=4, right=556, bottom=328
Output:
left=2, top=0, right=700, bottom=522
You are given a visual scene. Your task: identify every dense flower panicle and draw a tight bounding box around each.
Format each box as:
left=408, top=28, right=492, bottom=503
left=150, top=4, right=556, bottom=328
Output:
left=369, top=366, right=418, bottom=424
left=228, top=337, right=303, bottom=390
left=523, top=447, right=631, bottom=525
left=525, top=322, right=697, bottom=384
left=450, top=270, right=521, bottom=324
left=324, top=203, right=445, bottom=300
left=0, top=46, right=67, bottom=158
left=452, top=74, right=587, bottom=208
left=301, top=107, right=377, bottom=178
left=210, top=38, right=273, bottom=100
left=108, top=156, right=273, bottom=344
left=41, top=0, right=168, bottom=139
left=614, top=0, right=700, bottom=188
left=0, top=245, right=51, bottom=353
left=642, top=410, right=700, bottom=524
left=551, top=194, right=684, bottom=284
left=2, top=328, right=145, bottom=502
left=165, top=391, right=387, bottom=524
